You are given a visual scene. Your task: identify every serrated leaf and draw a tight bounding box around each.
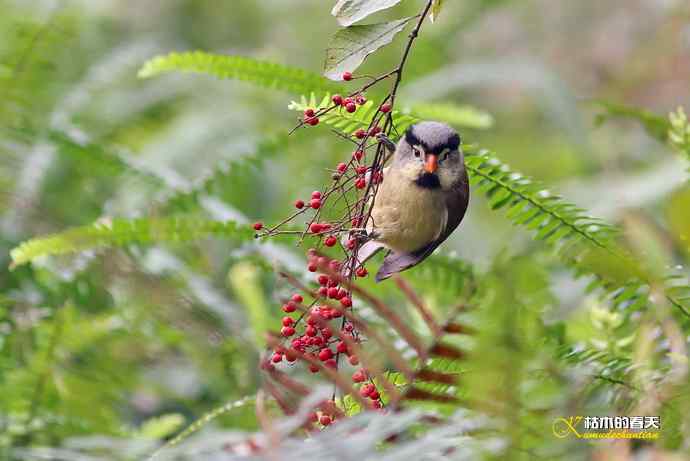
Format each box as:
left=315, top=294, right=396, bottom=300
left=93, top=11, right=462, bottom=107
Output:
left=430, top=0, right=443, bottom=23
left=324, top=17, right=414, bottom=80
left=331, top=0, right=403, bottom=27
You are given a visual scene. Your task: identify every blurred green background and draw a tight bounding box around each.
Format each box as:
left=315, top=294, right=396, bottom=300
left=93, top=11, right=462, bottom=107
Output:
left=1, top=0, right=690, bottom=459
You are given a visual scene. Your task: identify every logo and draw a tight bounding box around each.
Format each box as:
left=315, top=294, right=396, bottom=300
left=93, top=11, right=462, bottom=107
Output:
left=552, top=416, right=661, bottom=440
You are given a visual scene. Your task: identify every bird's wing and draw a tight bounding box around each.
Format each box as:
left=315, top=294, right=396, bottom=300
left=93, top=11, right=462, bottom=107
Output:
left=376, top=169, right=469, bottom=282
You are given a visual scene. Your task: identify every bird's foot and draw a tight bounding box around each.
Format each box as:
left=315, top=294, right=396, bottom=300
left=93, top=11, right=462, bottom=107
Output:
left=376, top=133, right=396, bottom=153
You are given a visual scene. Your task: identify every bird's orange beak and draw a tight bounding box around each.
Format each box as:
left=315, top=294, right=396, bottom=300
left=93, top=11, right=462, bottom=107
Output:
left=424, top=153, right=438, bottom=174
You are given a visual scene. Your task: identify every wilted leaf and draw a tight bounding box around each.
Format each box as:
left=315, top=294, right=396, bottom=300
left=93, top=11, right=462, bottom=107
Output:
left=324, top=17, right=414, bottom=80
left=331, top=0, right=403, bottom=27
left=430, top=0, right=443, bottom=23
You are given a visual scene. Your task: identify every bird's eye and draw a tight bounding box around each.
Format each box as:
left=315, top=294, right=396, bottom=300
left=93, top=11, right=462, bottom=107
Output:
left=413, top=147, right=421, bottom=158
left=439, top=149, right=450, bottom=162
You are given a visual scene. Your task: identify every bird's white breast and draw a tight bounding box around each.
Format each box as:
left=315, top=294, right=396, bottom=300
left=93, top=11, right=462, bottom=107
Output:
left=369, top=168, right=446, bottom=253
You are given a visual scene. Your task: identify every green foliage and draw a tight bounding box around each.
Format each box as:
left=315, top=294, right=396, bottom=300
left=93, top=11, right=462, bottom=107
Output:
left=324, top=17, right=415, bottom=79
left=138, top=51, right=342, bottom=94
left=288, top=93, right=492, bottom=134
left=669, top=107, right=690, bottom=160
left=331, top=0, right=403, bottom=27
left=10, top=218, right=253, bottom=267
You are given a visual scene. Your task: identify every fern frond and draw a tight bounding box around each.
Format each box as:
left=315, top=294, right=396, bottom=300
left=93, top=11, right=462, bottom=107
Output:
left=10, top=217, right=253, bottom=267
left=463, top=146, right=618, bottom=250
left=669, top=107, right=690, bottom=161
left=288, top=93, right=418, bottom=134
left=288, top=93, right=493, bottom=133
left=138, top=51, right=342, bottom=94
left=406, top=103, right=494, bottom=129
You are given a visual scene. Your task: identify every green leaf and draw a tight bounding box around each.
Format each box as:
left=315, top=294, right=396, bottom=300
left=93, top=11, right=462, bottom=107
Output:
left=289, top=93, right=492, bottom=133
left=324, top=17, right=415, bottom=80
left=407, top=103, right=494, bottom=129
left=139, top=414, right=185, bottom=439
left=594, top=100, right=670, bottom=143
left=430, top=0, right=443, bottom=23
left=138, top=51, right=341, bottom=94
left=10, top=218, right=254, bottom=267
left=331, top=0, right=403, bottom=27
left=289, top=93, right=418, bottom=134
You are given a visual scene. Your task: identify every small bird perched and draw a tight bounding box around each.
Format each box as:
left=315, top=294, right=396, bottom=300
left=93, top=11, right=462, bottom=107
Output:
left=358, top=121, right=470, bottom=281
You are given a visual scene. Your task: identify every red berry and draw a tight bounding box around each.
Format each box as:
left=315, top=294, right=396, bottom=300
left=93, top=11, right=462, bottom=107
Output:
left=329, top=259, right=341, bottom=270
left=253, top=222, right=263, bottom=230
left=336, top=341, right=348, bottom=354
left=309, top=364, right=320, bottom=373
left=306, top=326, right=317, bottom=337
left=355, top=165, right=366, bottom=175
left=360, top=384, right=373, bottom=397
left=292, top=338, right=303, bottom=349
left=369, top=391, right=380, bottom=400
left=353, top=150, right=364, bottom=161
left=346, top=238, right=357, bottom=250
left=321, top=327, right=332, bottom=340
left=332, top=94, right=343, bottom=105
left=282, top=317, right=294, bottom=327
left=356, top=267, right=368, bottom=277
left=324, top=236, right=337, bottom=247
left=305, top=116, right=319, bottom=126
left=309, top=412, right=319, bottom=423
left=337, top=162, right=347, bottom=173
left=319, top=348, right=333, bottom=361
left=318, top=286, right=328, bottom=297
left=340, top=297, right=352, bottom=307
left=345, top=102, right=356, bottom=113
left=351, top=217, right=362, bottom=227
left=327, top=287, right=338, bottom=299
left=272, top=353, right=283, bottom=363
left=307, top=262, right=318, bottom=272
left=320, top=415, right=332, bottom=426
left=355, top=178, right=366, bottom=189
left=310, top=199, right=321, bottom=209
left=324, top=358, right=337, bottom=368
left=295, top=199, right=305, bottom=209
left=281, top=326, right=295, bottom=337
left=327, top=278, right=338, bottom=288
left=353, top=371, right=365, bottom=383
left=304, top=108, right=315, bottom=117
left=285, top=350, right=298, bottom=362
left=354, top=129, right=366, bottom=139
left=291, top=294, right=303, bottom=303
left=311, top=191, right=322, bottom=199
left=342, top=71, right=353, bottom=81
left=318, top=274, right=329, bottom=285
left=282, top=303, right=296, bottom=313
left=310, top=223, right=323, bottom=233
left=342, top=97, right=353, bottom=106
left=344, top=323, right=354, bottom=332
left=380, top=103, right=392, bottom=113
left=372, top=400, right=382, bottom=409
left=355, top=95, right=367, bottom=105
left=349, top=355, right=359, bottom=365
left=369, top=125, right=382, bottom=135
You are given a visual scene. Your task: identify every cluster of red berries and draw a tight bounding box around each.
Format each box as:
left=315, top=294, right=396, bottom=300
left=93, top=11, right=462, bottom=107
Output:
left=258, top=70, right=397, bottom=424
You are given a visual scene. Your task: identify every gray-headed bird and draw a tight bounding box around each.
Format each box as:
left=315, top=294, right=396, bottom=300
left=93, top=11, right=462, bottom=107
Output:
left=358, top=121, right=470, bottom=281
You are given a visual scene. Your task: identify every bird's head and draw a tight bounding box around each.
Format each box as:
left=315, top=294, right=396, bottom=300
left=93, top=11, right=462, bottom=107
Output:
left=393, top=121, right=464, bottom=190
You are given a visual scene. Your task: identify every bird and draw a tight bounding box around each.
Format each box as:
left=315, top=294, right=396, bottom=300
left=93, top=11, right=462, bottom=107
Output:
left=356, top=121, right=470, bottom=282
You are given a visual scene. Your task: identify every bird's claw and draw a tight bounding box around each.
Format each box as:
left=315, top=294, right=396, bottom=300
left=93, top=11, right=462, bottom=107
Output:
left=376, top=133, right=396, bottom=153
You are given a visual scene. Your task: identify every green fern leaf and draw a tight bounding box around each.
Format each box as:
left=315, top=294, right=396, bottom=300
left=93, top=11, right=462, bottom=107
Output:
left=138, top=51, right=342, bottom=94
left=10, top=217, right=253, bottom=267
left=406, top=103, right=493, bottom=129
left=289, top=93, right=492, bottom=133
